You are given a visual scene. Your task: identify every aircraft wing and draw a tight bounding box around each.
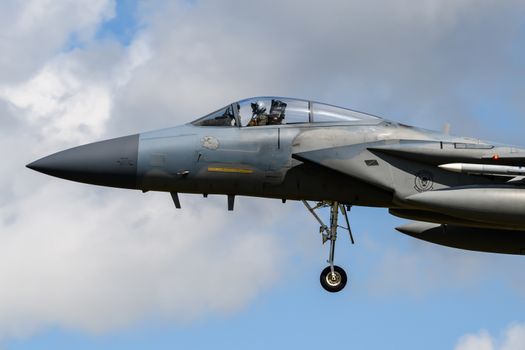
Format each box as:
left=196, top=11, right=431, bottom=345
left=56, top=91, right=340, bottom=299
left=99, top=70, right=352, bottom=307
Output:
left=294, top=140, right=525, bottom=188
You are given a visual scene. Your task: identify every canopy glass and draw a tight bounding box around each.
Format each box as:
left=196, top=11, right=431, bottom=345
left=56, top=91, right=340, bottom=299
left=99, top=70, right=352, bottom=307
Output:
left=192, top=97, right=380, bottom=127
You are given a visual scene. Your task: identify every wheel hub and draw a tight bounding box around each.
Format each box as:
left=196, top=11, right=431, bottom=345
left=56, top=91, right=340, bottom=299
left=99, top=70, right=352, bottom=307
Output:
left=325, top=271, right=342, bottom=287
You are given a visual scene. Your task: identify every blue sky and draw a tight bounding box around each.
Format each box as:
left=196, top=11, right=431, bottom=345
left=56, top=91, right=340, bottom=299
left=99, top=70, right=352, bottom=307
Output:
left=1, top=1, right=525, bottom=349
left=96, top=0, right=140, bottom=46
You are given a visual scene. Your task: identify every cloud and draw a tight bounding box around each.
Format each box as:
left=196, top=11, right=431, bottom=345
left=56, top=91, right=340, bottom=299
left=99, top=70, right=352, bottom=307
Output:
left=0, top=0, right=115, bottom=83
left=0, top=38, right=151, bottom=147
left=0, top=0, right=288, bottom=338
left=1, top=0, right=525, bottom=340
left=455, top=323, right=525, bottom=350
left=1, top=58, right=112, bottom=144
left=105, top=0, right=525, bottom=139
left=0, top=41, right=287, bottom=334
left=501, top=324, right=525, bottom=350
left=455, top=330, right=495, bottom=350
left=0, top=184, right=285, bottom=337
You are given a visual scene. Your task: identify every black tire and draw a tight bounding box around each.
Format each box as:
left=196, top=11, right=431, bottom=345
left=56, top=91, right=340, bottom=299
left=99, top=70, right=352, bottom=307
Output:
left=320, top=265, right=347, bottom=293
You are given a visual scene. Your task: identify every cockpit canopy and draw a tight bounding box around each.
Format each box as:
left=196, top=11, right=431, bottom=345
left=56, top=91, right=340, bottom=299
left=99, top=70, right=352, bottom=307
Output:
left=192, top=97, right=381, bottom=127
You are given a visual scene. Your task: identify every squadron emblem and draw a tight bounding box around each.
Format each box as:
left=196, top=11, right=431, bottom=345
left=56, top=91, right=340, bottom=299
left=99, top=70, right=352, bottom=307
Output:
left=202, top=136, right=219, bottom=150
left=414, top=170, right=434, bottom=192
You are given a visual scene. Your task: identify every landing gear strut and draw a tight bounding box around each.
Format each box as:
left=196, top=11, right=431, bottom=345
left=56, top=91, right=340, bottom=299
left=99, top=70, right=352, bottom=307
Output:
left=302, top=200, right=354, bottom=293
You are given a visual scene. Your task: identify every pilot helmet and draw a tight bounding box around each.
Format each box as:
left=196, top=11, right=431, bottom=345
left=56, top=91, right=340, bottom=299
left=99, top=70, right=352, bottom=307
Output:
left=251, top=100, right=266, bottom=114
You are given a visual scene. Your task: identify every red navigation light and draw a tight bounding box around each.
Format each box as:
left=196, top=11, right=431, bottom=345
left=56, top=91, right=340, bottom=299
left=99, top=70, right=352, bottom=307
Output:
left=492, top=154, right=500, bottom=160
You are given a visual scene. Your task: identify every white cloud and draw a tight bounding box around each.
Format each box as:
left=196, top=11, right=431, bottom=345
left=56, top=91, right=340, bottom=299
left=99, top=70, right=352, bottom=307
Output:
left=0, top=17, right=288, bottom=334
left=1, top=60, right=111, bottom=144
left=455, top=330, right=495, bottom=350
left=455, top=324, right=525, bottom=350
left=0, top=38, right=152, bottom=146
left=106, top=0, right=525, bottom=137
left=0, top=184, right=285, bottom=337
left=0, top=0, right=288, bottom=337
left=501, top=324, right=525, bottom=350
left=0, top=0, right=115, bottom=83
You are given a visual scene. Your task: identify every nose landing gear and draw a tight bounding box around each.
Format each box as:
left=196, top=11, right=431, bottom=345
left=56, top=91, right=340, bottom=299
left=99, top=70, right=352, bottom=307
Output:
left=302, top=201, right=354, bottom=293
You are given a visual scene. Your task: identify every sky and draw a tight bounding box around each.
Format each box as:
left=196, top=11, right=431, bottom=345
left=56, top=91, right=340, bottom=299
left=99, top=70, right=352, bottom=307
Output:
left=1, top=0, right=525, bottom=349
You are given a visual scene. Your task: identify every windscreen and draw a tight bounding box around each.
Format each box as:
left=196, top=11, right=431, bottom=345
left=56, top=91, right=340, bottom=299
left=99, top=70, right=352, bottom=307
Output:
left=192, top=105, right=237, bottom=127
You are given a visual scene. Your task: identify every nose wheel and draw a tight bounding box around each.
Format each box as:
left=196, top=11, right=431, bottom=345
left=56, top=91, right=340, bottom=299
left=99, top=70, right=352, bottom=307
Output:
left=320, top=265, right=347, bottom=293
left=303, top=200, right=354, bottom=293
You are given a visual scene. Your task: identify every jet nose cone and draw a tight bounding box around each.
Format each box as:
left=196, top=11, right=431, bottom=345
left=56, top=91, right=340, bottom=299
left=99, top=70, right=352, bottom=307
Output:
left=26, top=160, right=42, bottom=171
left=27, top=134, right=140, bottom=189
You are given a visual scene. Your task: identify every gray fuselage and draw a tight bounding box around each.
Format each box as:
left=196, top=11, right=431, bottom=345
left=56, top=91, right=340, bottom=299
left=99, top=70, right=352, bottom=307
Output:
left=27, top=97, right=525, bottom=255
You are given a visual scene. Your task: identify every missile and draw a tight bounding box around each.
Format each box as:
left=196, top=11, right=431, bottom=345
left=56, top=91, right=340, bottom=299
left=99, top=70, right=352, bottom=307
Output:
left=438, top=163, right=525, bottom=176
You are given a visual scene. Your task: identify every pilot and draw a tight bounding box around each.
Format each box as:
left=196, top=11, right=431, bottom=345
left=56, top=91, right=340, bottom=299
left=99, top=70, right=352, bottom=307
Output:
left=247, top=100, right=268, bottom=126
left=268, top=99, right=286, bottom=125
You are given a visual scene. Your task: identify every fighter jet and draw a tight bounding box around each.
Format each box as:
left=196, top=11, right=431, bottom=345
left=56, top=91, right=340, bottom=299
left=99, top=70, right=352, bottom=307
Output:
left=27, top=96, right=525, bottom=292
